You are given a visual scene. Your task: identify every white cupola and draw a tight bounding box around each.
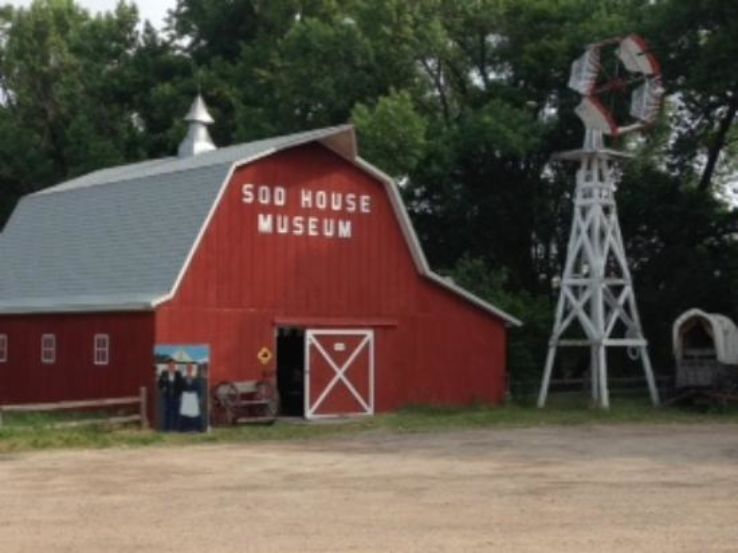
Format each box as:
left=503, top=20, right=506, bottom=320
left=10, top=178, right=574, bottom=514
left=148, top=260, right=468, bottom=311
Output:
left=177, top=94, right=217, bottom=158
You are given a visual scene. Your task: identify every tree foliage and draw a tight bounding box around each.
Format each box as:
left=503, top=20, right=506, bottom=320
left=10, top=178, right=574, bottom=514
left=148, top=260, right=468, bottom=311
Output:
left=0, top=0, right=736, bottom=395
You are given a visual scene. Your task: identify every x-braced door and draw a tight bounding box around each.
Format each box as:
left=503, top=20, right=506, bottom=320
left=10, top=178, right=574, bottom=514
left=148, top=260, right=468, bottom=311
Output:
left=304, top=329, right=374, bottom=419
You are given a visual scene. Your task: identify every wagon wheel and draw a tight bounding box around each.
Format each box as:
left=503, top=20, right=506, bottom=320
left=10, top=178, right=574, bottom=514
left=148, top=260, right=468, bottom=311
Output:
left=209, top=385, right=227, bottom=426
left=255, top=380, right=280, bottom=421
left=709, top=370, right=738, bottom=409
left=210, top=401, right=231, bottom=426
left=212, top=381, right=239, bottom=425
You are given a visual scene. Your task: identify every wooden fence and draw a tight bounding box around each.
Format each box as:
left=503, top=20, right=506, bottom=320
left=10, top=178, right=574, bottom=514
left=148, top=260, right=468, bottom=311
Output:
left=0, top=387, right=148, bottom=429
left=548, top=375, right=672, bottom=394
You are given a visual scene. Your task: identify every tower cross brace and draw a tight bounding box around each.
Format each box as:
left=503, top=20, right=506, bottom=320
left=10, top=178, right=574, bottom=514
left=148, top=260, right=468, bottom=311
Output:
left=537, top=132, right=660, bottom=409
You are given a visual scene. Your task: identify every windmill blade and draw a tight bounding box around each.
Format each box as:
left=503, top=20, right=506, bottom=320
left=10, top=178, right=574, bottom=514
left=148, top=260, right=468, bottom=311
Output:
left=616, top=35, right=660, bottom=76
left=630, top=77, right=664, bottom=124
left=575, top=97, right=618, bottom=135
left=568, top=45, right=600, bottom=95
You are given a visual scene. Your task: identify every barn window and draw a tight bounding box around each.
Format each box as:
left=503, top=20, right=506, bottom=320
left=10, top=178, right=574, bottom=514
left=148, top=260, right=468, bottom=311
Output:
left=0, top=334, right=7, bottom=362
left=94, top=334, right=110, bottom=366
left=41, top=334, right=56, bottom=364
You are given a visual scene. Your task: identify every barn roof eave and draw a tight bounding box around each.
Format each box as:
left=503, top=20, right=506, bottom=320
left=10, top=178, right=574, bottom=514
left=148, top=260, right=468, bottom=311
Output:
left=0, top=300, right=157, bottom=315
left=352, top=156, right=523, bottom=328
left=424, top=271, right=523, bottom=328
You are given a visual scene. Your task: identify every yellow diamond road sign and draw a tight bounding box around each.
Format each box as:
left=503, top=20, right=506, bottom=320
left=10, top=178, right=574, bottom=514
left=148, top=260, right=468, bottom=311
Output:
left=257, top=347, right=273, bottom=365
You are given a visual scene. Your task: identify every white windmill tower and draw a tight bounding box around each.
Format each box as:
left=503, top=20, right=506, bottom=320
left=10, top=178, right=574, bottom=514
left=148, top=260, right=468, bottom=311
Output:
left=537, top=35, right=665, bottom=409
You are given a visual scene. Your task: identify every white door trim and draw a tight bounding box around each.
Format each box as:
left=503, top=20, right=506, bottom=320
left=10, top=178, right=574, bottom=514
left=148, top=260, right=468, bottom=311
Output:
left=304, top=329, right=374, bottom=419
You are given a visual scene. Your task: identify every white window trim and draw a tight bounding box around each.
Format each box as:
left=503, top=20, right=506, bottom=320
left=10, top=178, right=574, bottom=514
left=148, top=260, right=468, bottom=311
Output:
left=0, top=334, right=7, bottom=363
left=41, top=334, right=56, bottom=364
left=94, top=334, right=110, bottom=366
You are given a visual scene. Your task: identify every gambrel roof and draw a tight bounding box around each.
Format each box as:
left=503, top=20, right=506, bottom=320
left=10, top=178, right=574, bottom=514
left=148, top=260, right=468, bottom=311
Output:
left=0, top=125, right=521, bottom=326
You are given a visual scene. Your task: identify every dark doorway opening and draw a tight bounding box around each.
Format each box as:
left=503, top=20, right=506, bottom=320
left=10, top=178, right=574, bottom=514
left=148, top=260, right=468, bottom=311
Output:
left=276, top=327, right=305, bottom=417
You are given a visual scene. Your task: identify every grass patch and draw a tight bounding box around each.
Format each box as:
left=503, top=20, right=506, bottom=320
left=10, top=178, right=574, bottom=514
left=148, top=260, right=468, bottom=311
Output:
left=2, top=396, right=738, bottom=454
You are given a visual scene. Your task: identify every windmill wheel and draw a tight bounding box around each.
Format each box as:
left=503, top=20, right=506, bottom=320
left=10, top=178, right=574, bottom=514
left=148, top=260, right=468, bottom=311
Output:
left=212, top=381, right=239, bottom=425
left=568, top=35, right=664, bottom=137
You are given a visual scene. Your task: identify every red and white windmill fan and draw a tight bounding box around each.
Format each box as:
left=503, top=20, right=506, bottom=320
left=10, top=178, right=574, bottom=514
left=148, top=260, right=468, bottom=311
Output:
left=569, top=35, right=664, bottom=138
left=537, top=35, right=663, bottom=410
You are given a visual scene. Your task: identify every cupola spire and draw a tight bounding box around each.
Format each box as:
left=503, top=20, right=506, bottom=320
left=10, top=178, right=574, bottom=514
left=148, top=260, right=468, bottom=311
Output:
left=177, top=94, right=216, bottom=158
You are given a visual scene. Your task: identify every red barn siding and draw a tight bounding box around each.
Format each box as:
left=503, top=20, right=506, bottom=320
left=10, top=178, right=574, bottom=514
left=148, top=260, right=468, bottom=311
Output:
left=0, top=312, right=154, bottom=405
left=156, top=143, right=508, bottom=409
left=0, top=141, right=509, bottom=412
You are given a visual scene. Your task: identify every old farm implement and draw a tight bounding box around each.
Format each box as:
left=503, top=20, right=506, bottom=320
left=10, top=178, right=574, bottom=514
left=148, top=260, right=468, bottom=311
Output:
left=211, top=379, right=279, bottom=425
left=669, top=309, right=738, bottom=406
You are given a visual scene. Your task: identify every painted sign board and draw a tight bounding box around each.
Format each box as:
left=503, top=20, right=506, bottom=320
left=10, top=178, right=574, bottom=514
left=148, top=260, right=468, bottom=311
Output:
left=154, top=344, right=210, bottom=432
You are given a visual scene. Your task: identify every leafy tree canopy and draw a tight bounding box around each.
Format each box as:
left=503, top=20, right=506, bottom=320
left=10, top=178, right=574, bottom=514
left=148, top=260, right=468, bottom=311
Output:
left=0, top=0, right=736, bottom=391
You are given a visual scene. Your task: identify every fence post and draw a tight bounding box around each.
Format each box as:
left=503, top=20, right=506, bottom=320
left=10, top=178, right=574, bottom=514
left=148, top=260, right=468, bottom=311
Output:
left=139, top=386, right=148, bottom=430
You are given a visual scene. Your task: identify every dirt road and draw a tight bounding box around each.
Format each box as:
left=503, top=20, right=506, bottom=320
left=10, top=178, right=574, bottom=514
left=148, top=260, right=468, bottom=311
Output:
left=1, top=424, right=737, bottom=552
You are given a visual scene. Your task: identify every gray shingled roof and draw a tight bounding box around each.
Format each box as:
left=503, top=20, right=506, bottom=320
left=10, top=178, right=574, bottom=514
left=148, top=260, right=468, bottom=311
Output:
left=0, top=123, right=521, bottom=326
left=0, top=125, right=353, bottom=313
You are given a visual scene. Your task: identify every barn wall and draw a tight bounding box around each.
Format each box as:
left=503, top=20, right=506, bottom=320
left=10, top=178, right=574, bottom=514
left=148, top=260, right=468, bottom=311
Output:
left=0, top=312, right=154, bottom=405
left=408, top=284, right=508, bottom=407
left=156, top=143, right=508, bottom=409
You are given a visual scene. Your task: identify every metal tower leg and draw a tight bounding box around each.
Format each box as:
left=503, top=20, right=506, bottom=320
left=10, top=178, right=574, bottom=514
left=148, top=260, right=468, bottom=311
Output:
left=590, top=346, right=599, bottom=405
left=537, top=344, right=557, bottom=408
left=597, top=344, right=609, bottom=409
left=640, top=347, right=660, bottom=406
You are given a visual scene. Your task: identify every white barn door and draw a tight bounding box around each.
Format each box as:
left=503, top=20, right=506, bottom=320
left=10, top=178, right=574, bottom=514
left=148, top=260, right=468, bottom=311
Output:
left=304, top=329, right=374, bottom=419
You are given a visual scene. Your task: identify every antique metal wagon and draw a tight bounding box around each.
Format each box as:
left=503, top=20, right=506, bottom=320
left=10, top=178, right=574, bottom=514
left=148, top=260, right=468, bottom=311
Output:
left=211, top=379, right=279, bottom=425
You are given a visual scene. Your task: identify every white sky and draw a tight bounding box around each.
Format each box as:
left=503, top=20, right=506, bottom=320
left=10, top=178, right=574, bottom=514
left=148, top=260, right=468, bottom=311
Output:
left=5, top=0, right=175, bottom=27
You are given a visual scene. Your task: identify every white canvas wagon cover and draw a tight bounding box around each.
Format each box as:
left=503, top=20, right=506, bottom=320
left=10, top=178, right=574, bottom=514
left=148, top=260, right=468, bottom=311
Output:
left=673, top=308, right=738, bottom=365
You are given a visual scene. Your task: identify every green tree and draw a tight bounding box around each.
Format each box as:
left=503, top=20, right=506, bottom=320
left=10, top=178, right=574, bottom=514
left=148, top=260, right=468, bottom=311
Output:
left=644, top=0, right=738, bottom=192
left=0, top=0, right=197, bottom=221
left=352, top=90, right=427, bottom=179
left=0, top=0, right=139, bottom=180
left=1, top=0, right=737, bottom=398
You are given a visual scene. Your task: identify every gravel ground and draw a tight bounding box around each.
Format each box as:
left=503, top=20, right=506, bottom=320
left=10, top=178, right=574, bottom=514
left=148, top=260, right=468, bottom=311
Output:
left=1, top=424, right=737, bottom=552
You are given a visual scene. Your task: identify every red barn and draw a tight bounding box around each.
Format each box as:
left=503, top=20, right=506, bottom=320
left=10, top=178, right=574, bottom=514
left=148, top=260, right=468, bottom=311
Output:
left=0, top=97, right=520, bottom=419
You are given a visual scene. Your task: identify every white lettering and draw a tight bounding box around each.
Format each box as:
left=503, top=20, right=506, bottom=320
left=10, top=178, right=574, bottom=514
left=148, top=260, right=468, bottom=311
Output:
left=247, top=184, right=369, bottom=240
left=245, top=184, right=288, bottom=206
left=322, top=218, right=335, bottom=237
left=293, top=216, right=304, bottom=236
left=257, top=185, right=270, bottom=205
left=345, top=193, right=356, bottom=213
left=338, top=220, right=352, bottom=239
left=276, top=215, right=289, bottom=234
left=308, top=216, right=319, bottom=236
left=257, top=213, right=273, bottom=234
left=254, top=212, right=354, bottom=239
left=242, top=183, right=254, bottom=204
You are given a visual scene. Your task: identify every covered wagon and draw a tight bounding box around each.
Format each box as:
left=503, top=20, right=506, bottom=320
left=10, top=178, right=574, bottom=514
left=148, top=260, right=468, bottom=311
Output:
left=672, top=308, right=738, bottom=390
